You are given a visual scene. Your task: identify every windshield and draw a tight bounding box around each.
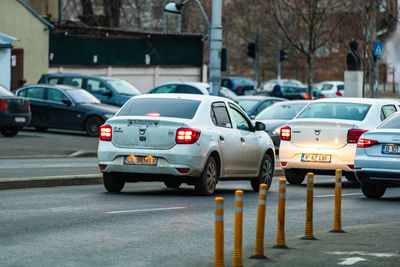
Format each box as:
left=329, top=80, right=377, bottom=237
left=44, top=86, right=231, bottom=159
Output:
left=0, top=85, right=14, bottom=96
left=255, top=102, right=308, bottom=120
left=281, top=86, right=307, bottom=93
left=219, top=87, right=237, bottom=99
left=105, top=79, right=141, bottom=96
left=321, top=84, right=334, bottom=91
left=236, top=99, right=259, bottom=112
left=297, top=102, right=371, bottom=121
left=233, top=78, right=253, bottom=86
left=66, top=89, right=100, bottom=104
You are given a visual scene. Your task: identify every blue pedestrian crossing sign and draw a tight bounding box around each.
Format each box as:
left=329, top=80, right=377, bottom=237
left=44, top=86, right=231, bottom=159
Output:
left=374, top=41, right=383, bottom=57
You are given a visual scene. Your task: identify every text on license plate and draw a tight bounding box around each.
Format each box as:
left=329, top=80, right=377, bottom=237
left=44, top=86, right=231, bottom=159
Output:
left=15, top=117, right=26, bottom=122
left=382, top=145, right=400, bottom=154
left=124, top=155, right=157, bottom=165
left=301, top=153, right=332, bottom=163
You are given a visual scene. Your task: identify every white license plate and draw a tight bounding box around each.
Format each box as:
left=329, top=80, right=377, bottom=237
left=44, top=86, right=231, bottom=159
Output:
left=15, top=117, right=26, bottom=123
left=124, top=155, right=157, bottom=165
left=301, top=153, right=332, bottom=163
left=382, top=145, right=400, bottom=154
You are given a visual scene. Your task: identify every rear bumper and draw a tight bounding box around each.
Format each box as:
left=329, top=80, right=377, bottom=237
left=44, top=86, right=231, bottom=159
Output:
left=355, top=170, right=400, bottom=186
left=0, top=113, right=31, bottom=128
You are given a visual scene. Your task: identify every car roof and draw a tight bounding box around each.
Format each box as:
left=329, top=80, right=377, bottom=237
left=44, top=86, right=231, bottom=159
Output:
left=313, top=97, right=397, bottom=104
left=135, top=93, right=231, bottom=102
left=235, top=96, right=285, bottom=101
left=43, top=73, right=120, bottom=81
left=20, top=84, right=81, bottom=91
left=274, top=100, right=311, bottom=105
left=317, top=81, right=344, bottom=85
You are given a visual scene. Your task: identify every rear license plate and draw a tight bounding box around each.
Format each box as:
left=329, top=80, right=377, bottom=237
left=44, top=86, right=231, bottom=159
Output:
left=124, top=155, right=157, bottom=165
left=301, top=153, right=331, bottom=163
left=14, top=117, right=26, bottom=123
left=382, top=145, right=400, bottom=154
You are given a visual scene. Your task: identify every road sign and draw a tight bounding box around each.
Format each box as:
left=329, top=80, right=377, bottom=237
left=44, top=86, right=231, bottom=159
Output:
left=374, top=41, right=383, bottom=57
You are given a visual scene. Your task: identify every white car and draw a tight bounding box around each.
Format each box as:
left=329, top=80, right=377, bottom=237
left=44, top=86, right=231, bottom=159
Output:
left=314, top=81, right=344, bottom=98
left=97, top=94, right=275, bottom=195
left=279, top=98, right=399, bottom=184
left=355, top=111, right=400, bottom=198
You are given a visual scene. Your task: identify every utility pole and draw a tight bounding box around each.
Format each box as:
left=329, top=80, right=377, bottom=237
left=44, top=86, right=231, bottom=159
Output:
left=277, top=40, right=281, bottom=82
left=254, top=33, right=259, bottom=90
left=209, top=0, right=222, bottom=96
left=368, top=1, right=377, bottom=97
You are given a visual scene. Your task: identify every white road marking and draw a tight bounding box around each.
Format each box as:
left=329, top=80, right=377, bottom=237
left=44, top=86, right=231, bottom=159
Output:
left=315, top=193, right=363, bottom=198
left=105, top=207, right=186, bottom=214
left=338, top=257, right=367, bottom=265
left=328, top=251, right=398, bottom=257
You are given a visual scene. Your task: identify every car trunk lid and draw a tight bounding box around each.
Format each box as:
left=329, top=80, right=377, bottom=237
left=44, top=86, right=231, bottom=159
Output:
left=363, top=130, right=400, bottom=158
left=3, top=97, right=30, bottom=113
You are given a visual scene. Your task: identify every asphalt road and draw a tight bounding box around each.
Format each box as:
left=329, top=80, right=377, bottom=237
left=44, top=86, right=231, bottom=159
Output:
left=1, top=178, right=399, bottom=266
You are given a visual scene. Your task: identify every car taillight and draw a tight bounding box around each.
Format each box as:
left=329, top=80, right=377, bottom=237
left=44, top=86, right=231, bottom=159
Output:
left=280, top=126, right=291, bottom=141
left=27, top=100, right=31, bottom=112
left=322, top=95, right=326, bottom=98
left=176, top=128, right=201, bottom=144
left=99, top=125, right=112, bottom=141
left=347, top=129, right=367, bottom=143
left=236, top=86, right=242, bottom=94
left=0, top=98, right=8, bottom=111
left=302, top=93, right=309, bottom=99
left=357, top=138, right=379, bottom=148
left=335, top=90, right=342, bottom=96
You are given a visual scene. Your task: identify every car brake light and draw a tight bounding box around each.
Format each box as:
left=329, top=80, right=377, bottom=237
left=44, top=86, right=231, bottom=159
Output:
left=335, top=90, right=342, bottom=96
left=347, top=129, right=367, bottom=143
left=236, top=86, right=242, bottom=94
left=302, top=93, right=309, bottom=99
left=280, top=126, right=291, bottom=141
left=348, top=165, right=361, bottom=170
left=0, top=98, right=8, bottom=111
left=99, top=125, right=112, bottom=141
left=146, top=112, right=160, bottom=117
left=27, top=100, right=31, bottom=112
left=176, top=128, right=201, bottom=144
left=280, top=161, right=287, bottom=167
left=357, top=138, right=379, bottom=148
left=322, top=95, right=326, bottom=98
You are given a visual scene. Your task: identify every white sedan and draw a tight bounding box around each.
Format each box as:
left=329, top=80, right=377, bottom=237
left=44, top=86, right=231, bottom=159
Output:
left=355, top=111, right=400, bottom=198
left=97, top=94, right=276, bottom=195
left=314, top=81, right=344, bottom=98
left=279, top=98, right=399, bottom=184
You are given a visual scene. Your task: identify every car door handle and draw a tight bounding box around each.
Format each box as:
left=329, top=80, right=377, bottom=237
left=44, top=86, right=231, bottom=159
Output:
left=219, top=135, right=224, bottom=141
left=241, top=137, right=245, bottom=142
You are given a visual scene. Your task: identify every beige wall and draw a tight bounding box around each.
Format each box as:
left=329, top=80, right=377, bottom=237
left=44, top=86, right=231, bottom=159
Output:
left=0, top=0, right=50, bottom=85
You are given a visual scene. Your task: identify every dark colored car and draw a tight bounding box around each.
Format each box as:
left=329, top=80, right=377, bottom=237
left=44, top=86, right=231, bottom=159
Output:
left=235, top=96, right=286, bottom=119
left=38, top=73, right=141, bottom=107
left=0, top=84, right=31, bottom=137
left=257, top=86, right=324, bottom=100
left=15, top=85, right=119, bottom=136
left=255, top=100, right=311, bottom=152
left=221, top=77, right=255, bottom=95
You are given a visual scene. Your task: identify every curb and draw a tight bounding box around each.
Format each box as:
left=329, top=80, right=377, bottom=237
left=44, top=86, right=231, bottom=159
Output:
left=0, top=151, right=97, bottom=160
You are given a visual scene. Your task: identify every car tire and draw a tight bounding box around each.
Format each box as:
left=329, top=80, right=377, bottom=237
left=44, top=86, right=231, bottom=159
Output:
left=0, top=127, right=19, bottom=137
left=85, top=116, right=104, bottom=137
left=195, top=156, right=218, bottom=195
left=361, top=182, right=386, bottom=199
left=164, top=179, right=182, bottom=188
left=35, top=127, right=48, bottom=132
left=251, top=153, right=274, bottom=192
left=284, top=169, right=305, bottom=184
left=103, top=172, right=125, bottom=193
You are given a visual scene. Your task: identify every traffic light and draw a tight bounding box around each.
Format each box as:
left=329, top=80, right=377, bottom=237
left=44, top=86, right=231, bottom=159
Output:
left=280, top=49, right=288, bottom=62
left=247, top=43, right=255, bottom=58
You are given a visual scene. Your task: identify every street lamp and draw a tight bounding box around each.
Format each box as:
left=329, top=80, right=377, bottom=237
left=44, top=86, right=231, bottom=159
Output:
left=164, top=0, right=222, bottom=96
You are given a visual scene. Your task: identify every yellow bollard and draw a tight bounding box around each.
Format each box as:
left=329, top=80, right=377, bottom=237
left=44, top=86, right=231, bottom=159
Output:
left=251, top=184, right=268, bottom=259
left=331, top=169, right=345, bottom=233
left=233, top=190, right=244, bottom=267
left=302, top=173, right=316, bottom=240
left=215, top=197, right=224, bottom=267
left=274, top=178, right=288, bottom=248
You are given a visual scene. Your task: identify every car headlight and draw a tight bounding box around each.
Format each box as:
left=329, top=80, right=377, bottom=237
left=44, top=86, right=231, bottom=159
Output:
left=272, top=127, right=281, bottom=135
left=104, top=113, right=114, bottom=119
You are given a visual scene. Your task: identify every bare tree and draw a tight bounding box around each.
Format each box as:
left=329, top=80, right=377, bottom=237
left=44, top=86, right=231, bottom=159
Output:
left=103, top=0, right=123, bottom=27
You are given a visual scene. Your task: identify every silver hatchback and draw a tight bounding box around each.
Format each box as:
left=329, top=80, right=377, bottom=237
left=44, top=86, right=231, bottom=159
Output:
left=97, top=94, right=276, bottom=195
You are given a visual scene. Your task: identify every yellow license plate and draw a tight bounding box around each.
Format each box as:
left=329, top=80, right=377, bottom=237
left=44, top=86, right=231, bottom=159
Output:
left=301, top=153, right=331, bottom=163
left=124, top=155, right=157, bottom=165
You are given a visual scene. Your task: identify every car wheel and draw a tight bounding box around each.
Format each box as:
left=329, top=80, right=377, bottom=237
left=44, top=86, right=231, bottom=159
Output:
left=251, top=153, right=274, bottom=192
left=164, top=179, right=182, bottom=188
left=361, top=182, right=386, bottom=199
left=195, top=156, right=218, bottom=195
left=85, top=116, right=104, bottom=137
left=35, top=127, right=48, bottom=132
left=103, top=172, right=125, bottom=192
left=284, top=169, right=305, bottom=184
left=0, top=127, right=19, bottom=137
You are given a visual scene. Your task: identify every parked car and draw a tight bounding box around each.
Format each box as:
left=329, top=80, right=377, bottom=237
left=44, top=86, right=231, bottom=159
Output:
left=314, top=81, right=344, bottom=98
left=355, top=111, right=400, bottom=198
left=147, top=82, right=237, bottom=100
left=257, top=85, right=324, bottom=100
left=235, top=96, right=285, bottom=119
left=221, top=77, right=255, bottom=95
left=15, top=84, right=119, bottom=136
left=278, top=98, right=399, bottom=184
left=0, top=84, right=31, bottom=137
left=38, top=73, right=141, bottom=107
left=259, top=79, right=305, bottom=93
left=255, top=100, right=311, bottom=152
left=97, top=94, right=275, bottom=195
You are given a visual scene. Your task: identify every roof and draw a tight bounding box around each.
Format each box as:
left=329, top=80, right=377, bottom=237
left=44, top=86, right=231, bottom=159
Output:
left=24, top=84, right=81, bottom=91
left=314, top=97, right=398, bottom=104
left=17, top=0, right=54, bottom=29
left=235, top=96, right=285, bottom=101
left=135, top=93, right=229, bottom=102
left=0, top=32, right=18, bottom=48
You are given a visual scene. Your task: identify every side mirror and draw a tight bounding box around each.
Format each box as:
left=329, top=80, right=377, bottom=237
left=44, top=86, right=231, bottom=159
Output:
left=102, top=89, right=113, bottom=97
left=62, top=99, right=72, bottom=106
left=255, top=121, right=266, bottom=131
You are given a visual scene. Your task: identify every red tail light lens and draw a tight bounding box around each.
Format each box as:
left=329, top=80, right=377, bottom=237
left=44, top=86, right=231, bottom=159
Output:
left=322, top=95, right=326, bottom=98
left=27, top=100, right=31, bottom=112
left=280, top=161, right=287, bottom=167
left=236, top=86, right=242, bottom=94
left=176, top=128, right=201, bottom=144
left=99, top=125, right=112, bottom=141
left=347, top=129, right=367, bottom=143
left=0, top=98, right=8, bottom=111
left=280, top=126, right=291, bottom=141
left=302, top=93, right=309, bottom=99
left=357, top=138, right=379, bottom=148
left=146, top=112, right=160, bottom=117
left=335, top=90, right=342, bottom=96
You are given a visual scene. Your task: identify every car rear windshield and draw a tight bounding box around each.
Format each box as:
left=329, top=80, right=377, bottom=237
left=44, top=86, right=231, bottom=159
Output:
left=117, top=98, right=201, bottom=119
left=105, top=79, right=141, bottom=96
left=0, top=85, right=14, bottom=96
left=297, top=102, right=371, bottom=121
left=255, top=102, right=308, bottom=120
left=378, top=112, right=400, bottom=129
left=236, top=99, right=258, bottom=112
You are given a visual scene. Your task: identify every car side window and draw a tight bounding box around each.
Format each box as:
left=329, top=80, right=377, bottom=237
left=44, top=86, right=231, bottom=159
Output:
left=211, top=102, right=232, bottom=128
left=175, top=85, right=203, bottom=94
left=63, top=77, right=83, bottom=88
left=150, top=84, right=177, bottom=94
left=19, top=87, right=45, bottom=100
left=47, top=89, right=69, bottom=103
left=86, top=79, right=107, bottom=94
left=381, top=105, right=397, bottom=121
left=229, top=104, right=252, bottom=131
left=255, top=101, right=273, bottom=115
left=48, top=77, right=60, bottom=85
